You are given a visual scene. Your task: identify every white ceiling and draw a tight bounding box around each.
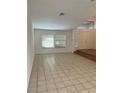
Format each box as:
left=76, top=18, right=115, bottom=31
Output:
left=31, top=0, right=96, bottom=30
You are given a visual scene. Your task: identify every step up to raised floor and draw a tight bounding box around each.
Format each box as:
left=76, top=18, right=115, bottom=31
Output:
left=74, top=49, right=96, bottom=61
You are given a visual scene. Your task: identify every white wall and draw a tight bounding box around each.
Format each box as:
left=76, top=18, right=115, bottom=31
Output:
left=27, top=0, right=34, bottom=86
left=93, top=30, right=96, bottom=49
left=72, top=29, right=96, bottom=51
left=34, top=29, right=73, bottom=54
left=79, top=29, right=96, bottom=49
left=72, top=29, right=80, bottom=51
left=92, top=29, right=96, bottom=49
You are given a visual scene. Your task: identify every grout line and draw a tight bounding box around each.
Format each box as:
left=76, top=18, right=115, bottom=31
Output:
left=36, top=55, right=38, bottom=93
left=43, top=55, right=48, bottom=93
left=59, top=54, right=92, bottom=93
left=36, top=53, right=96, bottom=93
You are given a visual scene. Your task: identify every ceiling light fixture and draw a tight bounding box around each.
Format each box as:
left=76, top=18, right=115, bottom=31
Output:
left=59, top=12, right=65, bottom=16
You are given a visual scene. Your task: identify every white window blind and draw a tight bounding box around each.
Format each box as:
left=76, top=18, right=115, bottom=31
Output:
left=41, top=34, right=66, bottom=48
left=41, top=35, right=54, bottom=48
left=54, top=35, right=66, bottom=48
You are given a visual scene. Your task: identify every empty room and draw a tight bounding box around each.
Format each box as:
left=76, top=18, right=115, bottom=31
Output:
left=2, top=0, right=124, bottom=93
left=27, top=0, right=96, bottom=93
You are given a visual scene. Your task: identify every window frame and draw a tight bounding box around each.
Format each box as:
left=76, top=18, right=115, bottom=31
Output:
left=41, top=34, right=67, bottom=49
left=41, top=34, right=54, bottom=49
left=54, top=35, right=67, bottom=48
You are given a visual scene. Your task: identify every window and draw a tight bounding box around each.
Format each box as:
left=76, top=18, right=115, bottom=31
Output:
left=55, top=35, right=66, bottom=48
left=41, top=35, right=54, bottom=48
left=41, top=34, right=66, bottom=48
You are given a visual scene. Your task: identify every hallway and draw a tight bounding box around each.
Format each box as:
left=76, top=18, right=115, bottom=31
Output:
left=28, top=53, right=96, bottom=93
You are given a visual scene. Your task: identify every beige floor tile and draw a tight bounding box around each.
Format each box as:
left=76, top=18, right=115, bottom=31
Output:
left=58, top=88, right=68, bottom=93
left=75, top=84, right=86, bottom=91
left=28, top=53, right=96, bottom=93
left=55, top=82, right=65, bottom=88
left=48, top=89, right=58, bottom=93
left=67, top=85, right=79, bottom=93
left=54, top=78, right=62, bottom=83
left=47, top=83, right=56, bottom=90
left=79, top=90, right=89, bottom=93
left=38, top=91, right=48, bottom=93
left=64, top=80, right=73, bottom=87
left=88, top=88, right=96, bottom=93
left=38, top=85, right=47, bottom=92
left=71, top=79, right=81, bottom=85
left=83, top=82, right=94, bottom=89
left=89, top=81, right=96, bottom=87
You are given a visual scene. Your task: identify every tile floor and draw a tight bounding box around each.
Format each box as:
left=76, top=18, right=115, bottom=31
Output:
left=28, top=53, right=96, bottom=93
